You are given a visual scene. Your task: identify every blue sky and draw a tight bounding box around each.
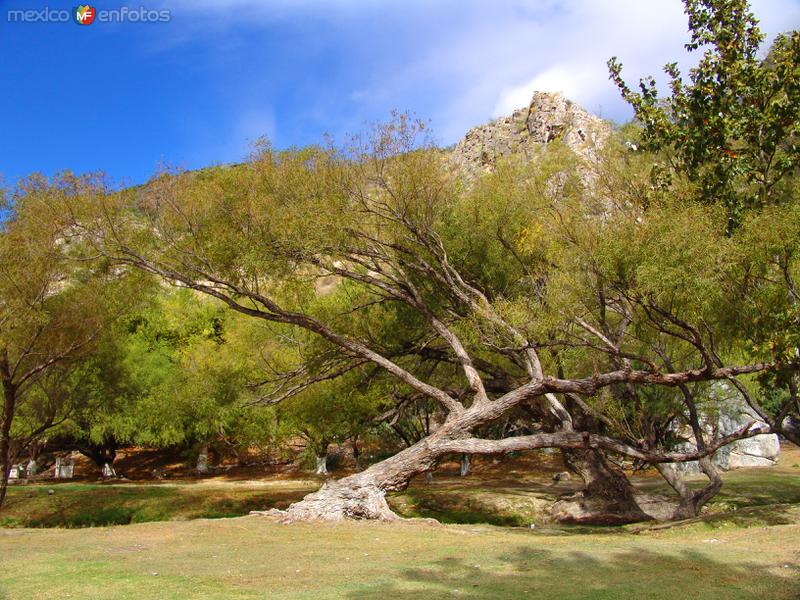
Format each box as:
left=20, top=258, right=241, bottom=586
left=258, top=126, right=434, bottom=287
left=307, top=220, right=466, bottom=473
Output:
left=1, top=0, right=799, bottom=187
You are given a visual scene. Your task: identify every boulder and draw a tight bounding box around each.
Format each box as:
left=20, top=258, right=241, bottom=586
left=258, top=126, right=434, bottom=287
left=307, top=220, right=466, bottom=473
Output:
left=727, top=434, right=780, bottom=468
left=671, top=391, right=779, bottom=475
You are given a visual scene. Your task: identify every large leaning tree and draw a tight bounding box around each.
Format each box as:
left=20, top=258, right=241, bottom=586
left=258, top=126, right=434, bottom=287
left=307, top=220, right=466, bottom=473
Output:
left=51, top=108, right=790, bottom=521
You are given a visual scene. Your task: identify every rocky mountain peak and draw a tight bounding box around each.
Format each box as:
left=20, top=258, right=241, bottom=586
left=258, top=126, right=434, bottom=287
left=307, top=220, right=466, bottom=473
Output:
left=450, top=91, right=611, bottom=180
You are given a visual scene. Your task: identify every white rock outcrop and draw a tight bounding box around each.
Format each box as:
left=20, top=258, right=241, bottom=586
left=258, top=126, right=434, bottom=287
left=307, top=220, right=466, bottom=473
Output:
left=450, top=91, right=610, bottom=181
left=672, top=397, right=780, bottom=475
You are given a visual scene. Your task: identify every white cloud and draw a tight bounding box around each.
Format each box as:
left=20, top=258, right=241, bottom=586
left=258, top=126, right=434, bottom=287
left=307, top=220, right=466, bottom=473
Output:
left=381, top=0, right=695, bottom=138
left=154, top=0, right=800, bottom=146
left=492, top=65, right=610, bottom=117
left=407, top=0, right=799, bottom=140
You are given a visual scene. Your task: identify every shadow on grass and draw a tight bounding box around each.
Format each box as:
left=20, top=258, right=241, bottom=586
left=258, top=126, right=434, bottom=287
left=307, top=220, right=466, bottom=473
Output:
left=347, top=546, right=799, bottom=600
left=626, top=503, right=800, bottom=536
left=392, top=468, right=800, bottom=529
left=716, top=473, right=800, bottom=508
left=390, top=489, right=535, bottom=527
left=692, top=503, right=799, bottom=528
left=0, top=486, right=309, bottom=528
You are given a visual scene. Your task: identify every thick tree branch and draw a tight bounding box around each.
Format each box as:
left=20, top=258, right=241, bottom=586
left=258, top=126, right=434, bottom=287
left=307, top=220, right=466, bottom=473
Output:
left=435, top=423, right=766, bottom=463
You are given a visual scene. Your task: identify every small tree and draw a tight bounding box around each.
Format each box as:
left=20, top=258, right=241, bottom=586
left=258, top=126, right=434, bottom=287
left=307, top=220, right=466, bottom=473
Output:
left=278, top=371, right=386, bottom=475
left=608, top=0, right=800, bottom=230
left=117, top=289, right=277, bottom=470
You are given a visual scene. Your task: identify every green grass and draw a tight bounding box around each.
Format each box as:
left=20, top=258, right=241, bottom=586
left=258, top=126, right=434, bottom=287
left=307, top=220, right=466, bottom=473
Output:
left=713, top=471, right=800, bottom=507
left=390, top=486, right=554, bottom=526
left=4, top=464, right=799, bottom=530
left=1, top=463, right=799, bottom=598
left=0, top=516, right=797, bottom=599
left=0, top=481, right=314, bottom=528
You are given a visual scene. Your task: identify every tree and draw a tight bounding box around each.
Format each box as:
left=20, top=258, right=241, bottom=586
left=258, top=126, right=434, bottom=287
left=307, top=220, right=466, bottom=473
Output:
left=608, top=0, right=800, bottom=230
left=0, top=174, right=137, bottom=507
left=277, top=370, right=387, bottom=474
left=609, top=0, right=800, bottom=459
left=58, top=116, right=783, bottom=522
left=108, top=288, right=278, bottom=471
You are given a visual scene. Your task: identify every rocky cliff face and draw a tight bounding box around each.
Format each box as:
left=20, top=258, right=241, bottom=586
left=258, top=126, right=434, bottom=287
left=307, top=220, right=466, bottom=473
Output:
left=449, top=91, right=611, bottom=180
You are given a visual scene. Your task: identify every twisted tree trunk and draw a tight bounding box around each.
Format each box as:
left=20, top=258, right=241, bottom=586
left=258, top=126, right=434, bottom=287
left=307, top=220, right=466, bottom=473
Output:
left=551, top=393, right=650, bottom=524
left=261, top=406, right=746, bottom=522
left=656, top=456, right=722, bottom=519
left=551, top=449, right=651, bottom=525
left=655, top=381, right=725, bottom=519
left=274, top=433, right=440, bottom=521
left=270, top=405, right=507, bottom=521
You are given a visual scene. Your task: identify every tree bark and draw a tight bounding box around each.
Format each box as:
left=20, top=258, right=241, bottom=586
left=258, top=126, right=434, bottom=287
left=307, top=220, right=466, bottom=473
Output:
left=273, top=432, right=440, bottom=521
left=655, top=380, right=724, bottom=519
left=196, top=443, right=210, bottom=475
left=312, top=439, right=330, bottom=475
left=781, top=417, right=800, bottom=446
left=551, top=390, right=649, bottom=525
left=315, top=455, right=328, bottom=475
left=78, top=441, right=117, bottom=471
left=656, top=456, right=722, bottom=519
left=550, top=449, right=651, bottom=525
left=460, top=454, right=471, bottom=477
left=351, top=436, right=361, bottom=470
left=0, top=366, right=17, bottom=510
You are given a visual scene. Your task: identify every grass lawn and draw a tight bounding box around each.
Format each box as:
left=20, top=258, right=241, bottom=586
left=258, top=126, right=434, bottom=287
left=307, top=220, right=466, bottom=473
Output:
left=5, top=462, right=799, bottom=529
left=1, top=449, right=799, bottom=598
left=0, top=515, right=798, bottom=599
left=0, top=479, right=317, bottom=528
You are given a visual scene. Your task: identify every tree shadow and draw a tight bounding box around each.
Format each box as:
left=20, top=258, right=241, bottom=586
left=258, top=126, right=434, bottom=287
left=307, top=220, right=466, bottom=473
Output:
left=347, top=544, right=799, bottom=599
left=627, top=503, right=800, bottom=535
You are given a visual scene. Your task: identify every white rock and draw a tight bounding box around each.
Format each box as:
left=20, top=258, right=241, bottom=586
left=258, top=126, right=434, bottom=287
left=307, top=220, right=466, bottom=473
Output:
left=672, top=388, right=779, bottom=474
left=450, top=91, right=611, bottom=184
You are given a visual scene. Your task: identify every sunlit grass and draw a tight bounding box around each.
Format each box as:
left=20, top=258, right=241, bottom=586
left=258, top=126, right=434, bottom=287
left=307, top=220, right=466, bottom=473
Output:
left=0, top=516, right=797, bottom=599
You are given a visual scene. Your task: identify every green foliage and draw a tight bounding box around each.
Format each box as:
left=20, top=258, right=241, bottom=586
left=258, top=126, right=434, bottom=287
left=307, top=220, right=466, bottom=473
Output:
left=735, top=201, right=800, bottom=363
left=9, top=2, right=796, bottom=482
left=609, top=0, right=800, bottom=230
left=1, top=173, right=146, bottom=496
left=277, top=368, right=389, bottom=458
left=122, top=290, right=280, bottom=454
